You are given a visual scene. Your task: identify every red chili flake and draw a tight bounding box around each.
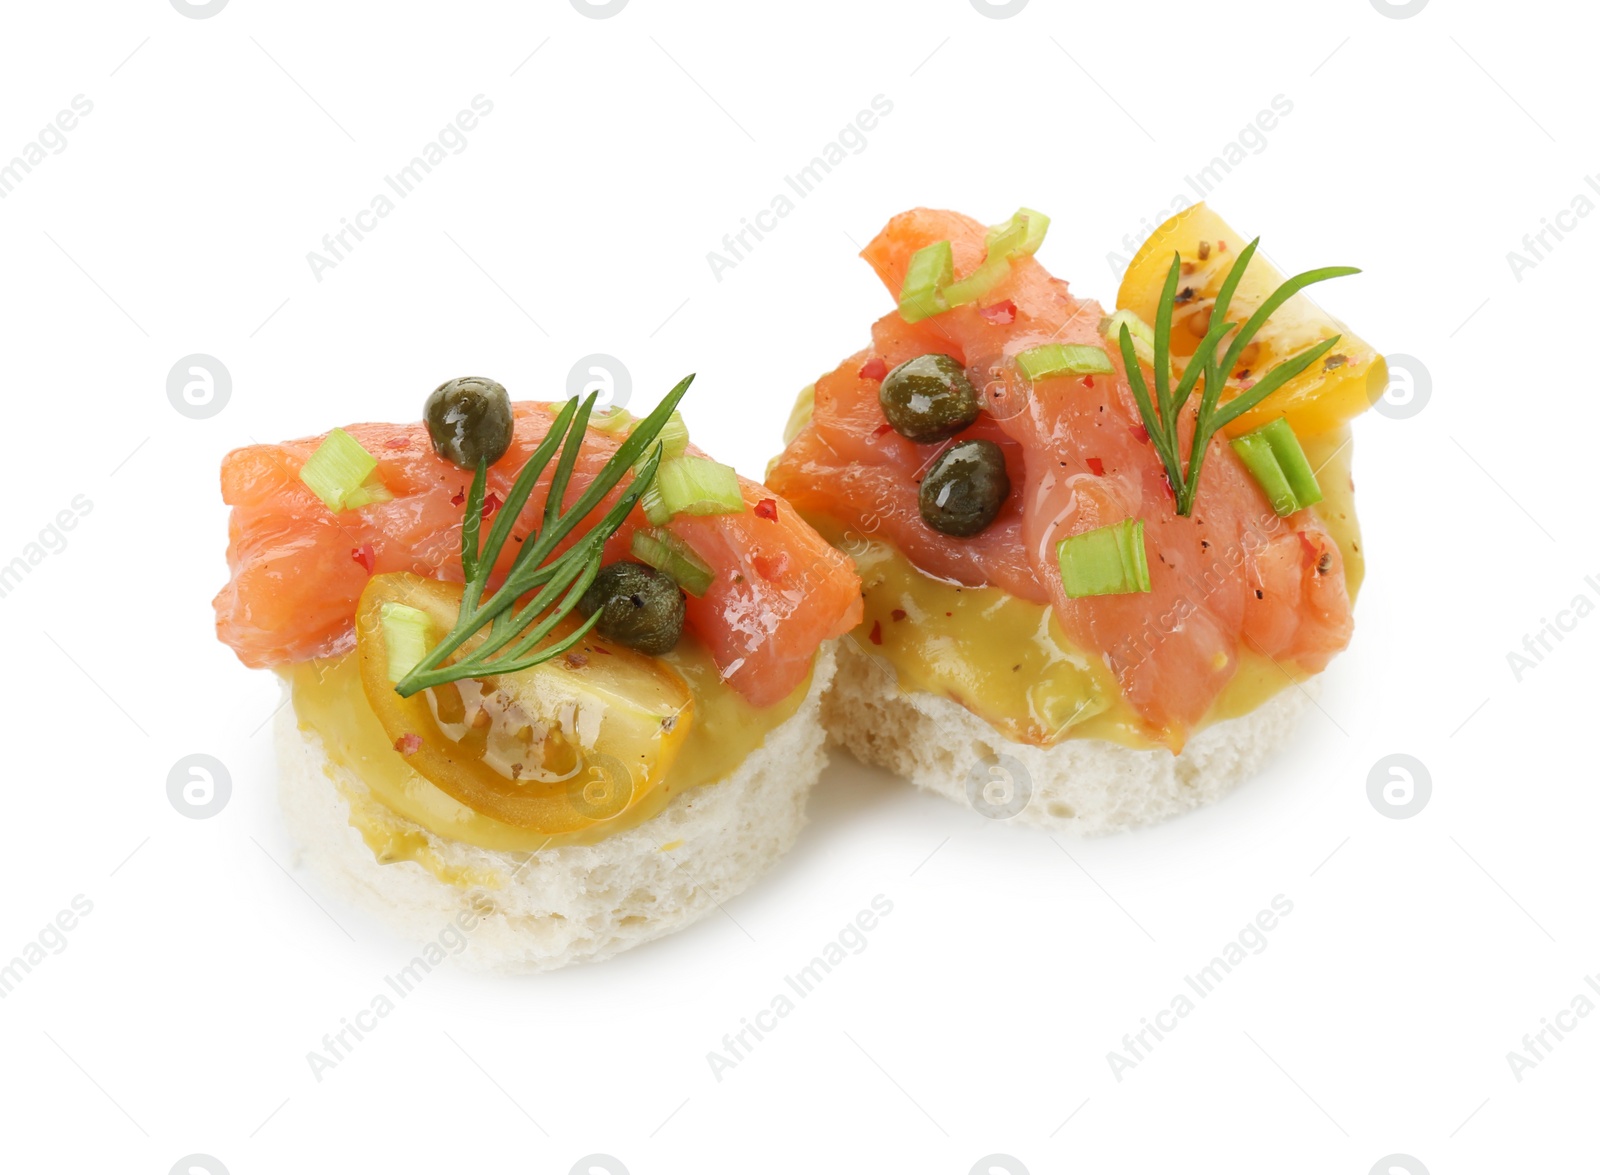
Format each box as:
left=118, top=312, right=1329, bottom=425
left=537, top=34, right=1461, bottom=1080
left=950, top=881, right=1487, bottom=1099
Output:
left=383, top=436, right=412, bottom=450
left=482, top=492, right=502, bottom=519
left=450, top=487, right=466, bottom=506
left=564, top=652, right=589, bottom=668
left=890, top=608, right=907, bottom=622
left=979, top=300, right=1017, bottom=326
left=351, top=543, right=375, bottom=573
left=592, top=645, right=612, bottom=655
left=393, top=733, right=422, bottom=756
left=858, top=356, right=889, bottom=381
left=1130, top=424, right=1150, bottom=444
left=754, top=498, right=778, bottom=521
left=1298, top=531, right=1320, bottom=564
left=1081, top=376, right=1095, bottom=389
left=1217, top=239, right=1228, bottom=253
left=870, top=422, right=895, bottom=441
left=868, top=620, right=883, bottom=645
left=1086, top=457, right=1105, bottom=477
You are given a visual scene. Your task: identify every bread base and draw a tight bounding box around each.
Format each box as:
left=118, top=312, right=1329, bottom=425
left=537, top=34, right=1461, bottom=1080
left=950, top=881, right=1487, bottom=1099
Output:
left=823, top=638, right=1310, bottom=835
left=274, top=646, right=834, bottom=973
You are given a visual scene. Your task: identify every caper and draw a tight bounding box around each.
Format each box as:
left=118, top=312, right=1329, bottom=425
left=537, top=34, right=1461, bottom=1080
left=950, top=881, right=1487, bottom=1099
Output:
left=424, top=377, right=514, bottom=469
left=879, top=353, right=981, bottom=443
left=918, top=439, right=1010, bottom=537
left=576, top=561, right=686, bottom=656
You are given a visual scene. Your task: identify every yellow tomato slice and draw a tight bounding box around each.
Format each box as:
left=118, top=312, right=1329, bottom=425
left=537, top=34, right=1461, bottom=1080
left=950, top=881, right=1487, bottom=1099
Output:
left=1116, top=203, right=1385, bottom=437
left=354, top=572, right=693, bottom=835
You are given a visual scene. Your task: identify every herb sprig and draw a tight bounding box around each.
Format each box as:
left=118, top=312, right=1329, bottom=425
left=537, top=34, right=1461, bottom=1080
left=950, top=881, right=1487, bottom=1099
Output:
left=1115, top=242, right=1356, bottom=516
left=393, top=374, right=694, bottom=697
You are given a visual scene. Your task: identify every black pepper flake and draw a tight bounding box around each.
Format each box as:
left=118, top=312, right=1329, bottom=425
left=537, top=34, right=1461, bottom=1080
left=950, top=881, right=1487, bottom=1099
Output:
left=1255, top=589, right=1264, bottom=599
left=1175, top=286, right=1196, bottom=305
left=1316, top=552, right=1334, bottom=574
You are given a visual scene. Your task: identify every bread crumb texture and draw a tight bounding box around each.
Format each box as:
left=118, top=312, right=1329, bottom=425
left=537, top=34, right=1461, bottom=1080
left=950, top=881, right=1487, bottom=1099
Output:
left=822, top=638, right=1310, bottom=835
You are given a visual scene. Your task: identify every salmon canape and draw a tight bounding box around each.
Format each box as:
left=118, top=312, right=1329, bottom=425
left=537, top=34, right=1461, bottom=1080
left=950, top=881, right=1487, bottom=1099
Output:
left=768, top=205, right=1381, bottom=832
left=216, top=375, right=860, bottom=970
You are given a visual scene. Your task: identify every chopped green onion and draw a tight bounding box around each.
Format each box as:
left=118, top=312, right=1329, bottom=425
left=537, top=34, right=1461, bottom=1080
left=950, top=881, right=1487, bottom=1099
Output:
left=1057, top=519, right=1151, bottom=598
left=592, top=406, right=635, bottom=433
left=898, top=240, right=953, bottom=323
left=1229, top=418, right=1323, bottom=516
left=942, top=208, right=1053, bottom=309
left=342, top=479, right=393, bottom=509
left=639, top=480, right=673, bottom=526
left=632, top=410, right=688, bottom=461
left=650, top=455, right=744, bottom=518
left=1099, top=310, right=1158, bottom=368
left=299, top=428, right=391, bottom=512
left=630, top=528, right=715, bottom=597
left=987, top=206, right=1050, bottom=258
left=1016, top=343, right=1114, bottom=381
left=379, top=602, right=432, bottom=683
left=631, top=411, right=696, bottom=522
left=942, top=256, right=1011, bottom=308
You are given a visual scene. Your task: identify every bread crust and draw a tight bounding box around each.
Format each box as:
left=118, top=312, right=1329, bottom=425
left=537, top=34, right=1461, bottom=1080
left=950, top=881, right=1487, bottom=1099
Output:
left=274, top=647, right=834, bottom=972
left=822, top=638, right=1310, bottom=834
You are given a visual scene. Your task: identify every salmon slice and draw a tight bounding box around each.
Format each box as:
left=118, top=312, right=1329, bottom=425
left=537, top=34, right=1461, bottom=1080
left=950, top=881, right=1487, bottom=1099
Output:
left=215, top=402, right=862, bottom=708
left=770, top=209, right=1354, bottom=743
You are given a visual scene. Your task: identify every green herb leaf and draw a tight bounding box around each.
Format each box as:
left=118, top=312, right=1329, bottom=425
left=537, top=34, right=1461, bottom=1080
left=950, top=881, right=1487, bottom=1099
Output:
left=393, top=375, right=695, bottom=696
left=1118, top=243, right=1356, bottom=516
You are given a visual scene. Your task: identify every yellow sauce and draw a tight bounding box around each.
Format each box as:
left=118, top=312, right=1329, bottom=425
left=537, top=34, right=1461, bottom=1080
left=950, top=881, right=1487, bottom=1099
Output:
left=816, top=427, right=1361, bottom=750
left=287, top=637, right=812, bottom=885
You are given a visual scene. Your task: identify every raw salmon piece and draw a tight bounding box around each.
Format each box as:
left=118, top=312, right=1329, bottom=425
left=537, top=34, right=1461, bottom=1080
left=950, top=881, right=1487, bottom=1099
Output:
left=215, top=402, right=860, bottom=707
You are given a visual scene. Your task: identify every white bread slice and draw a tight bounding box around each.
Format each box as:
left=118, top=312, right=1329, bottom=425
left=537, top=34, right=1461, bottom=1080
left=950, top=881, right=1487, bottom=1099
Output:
left=823, top=639, right=1310, bottom=835
left=274, top=646, right=834, bottom=973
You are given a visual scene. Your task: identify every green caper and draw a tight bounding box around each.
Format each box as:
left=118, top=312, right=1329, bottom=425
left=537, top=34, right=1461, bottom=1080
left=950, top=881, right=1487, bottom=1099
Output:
left=879, top=353, right=981, bottom=443
left=918, top=439, right=1010, bottom=537
left=576, top=561, right=685, bottom=656
left=424, top=377, right=514, bottom=469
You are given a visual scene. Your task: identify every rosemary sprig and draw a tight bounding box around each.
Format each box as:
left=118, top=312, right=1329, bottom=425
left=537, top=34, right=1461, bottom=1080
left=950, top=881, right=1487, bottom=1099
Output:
left=393, top=374, right=695, bottom=696
left=1116, top=242, right=1357, bottom=516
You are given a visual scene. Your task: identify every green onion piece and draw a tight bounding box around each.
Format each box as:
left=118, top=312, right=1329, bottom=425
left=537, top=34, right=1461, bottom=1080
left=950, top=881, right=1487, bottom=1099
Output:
left=651, top=455, right=744, bottom=518
left=299, top=428, right=390, bottom=512
left=1099, top=309, right=1158, bottom=368
left=1057, top=519, right=1151, bottom=598
left=986, top=206, right=1050, bottom=258
left=898, top=240, right=953, bottom=323
left=1014, top=207, right=1050, bottom=255
left=943, top=208, right=1053, bottom=309
left=592, top=406, right=635, bottom=433
left=942, top=256, right=1011, bottom=308
left=1229, top=418, right=1323, bottom=516
left=1016, top=343, right=1114, bottom=381
left=379, top=602, right=432, bottom=683
left=639, top=480, right=673, bottom=526
left=632, top=410, right=689, bottom=461
left=342, top=478, right=394, bottom=509
left=630, top=528, right=715, bottom=597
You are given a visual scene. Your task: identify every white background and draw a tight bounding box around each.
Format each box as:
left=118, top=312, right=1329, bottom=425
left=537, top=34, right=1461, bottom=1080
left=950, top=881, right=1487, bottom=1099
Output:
left=0, top=1, right=1594, bottom=1172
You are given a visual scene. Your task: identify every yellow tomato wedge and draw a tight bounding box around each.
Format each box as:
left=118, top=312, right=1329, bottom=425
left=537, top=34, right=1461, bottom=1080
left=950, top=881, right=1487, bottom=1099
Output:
left=354, top=572, right=693, bottom=835
left=1116, top=203, right=1385, bottom=437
